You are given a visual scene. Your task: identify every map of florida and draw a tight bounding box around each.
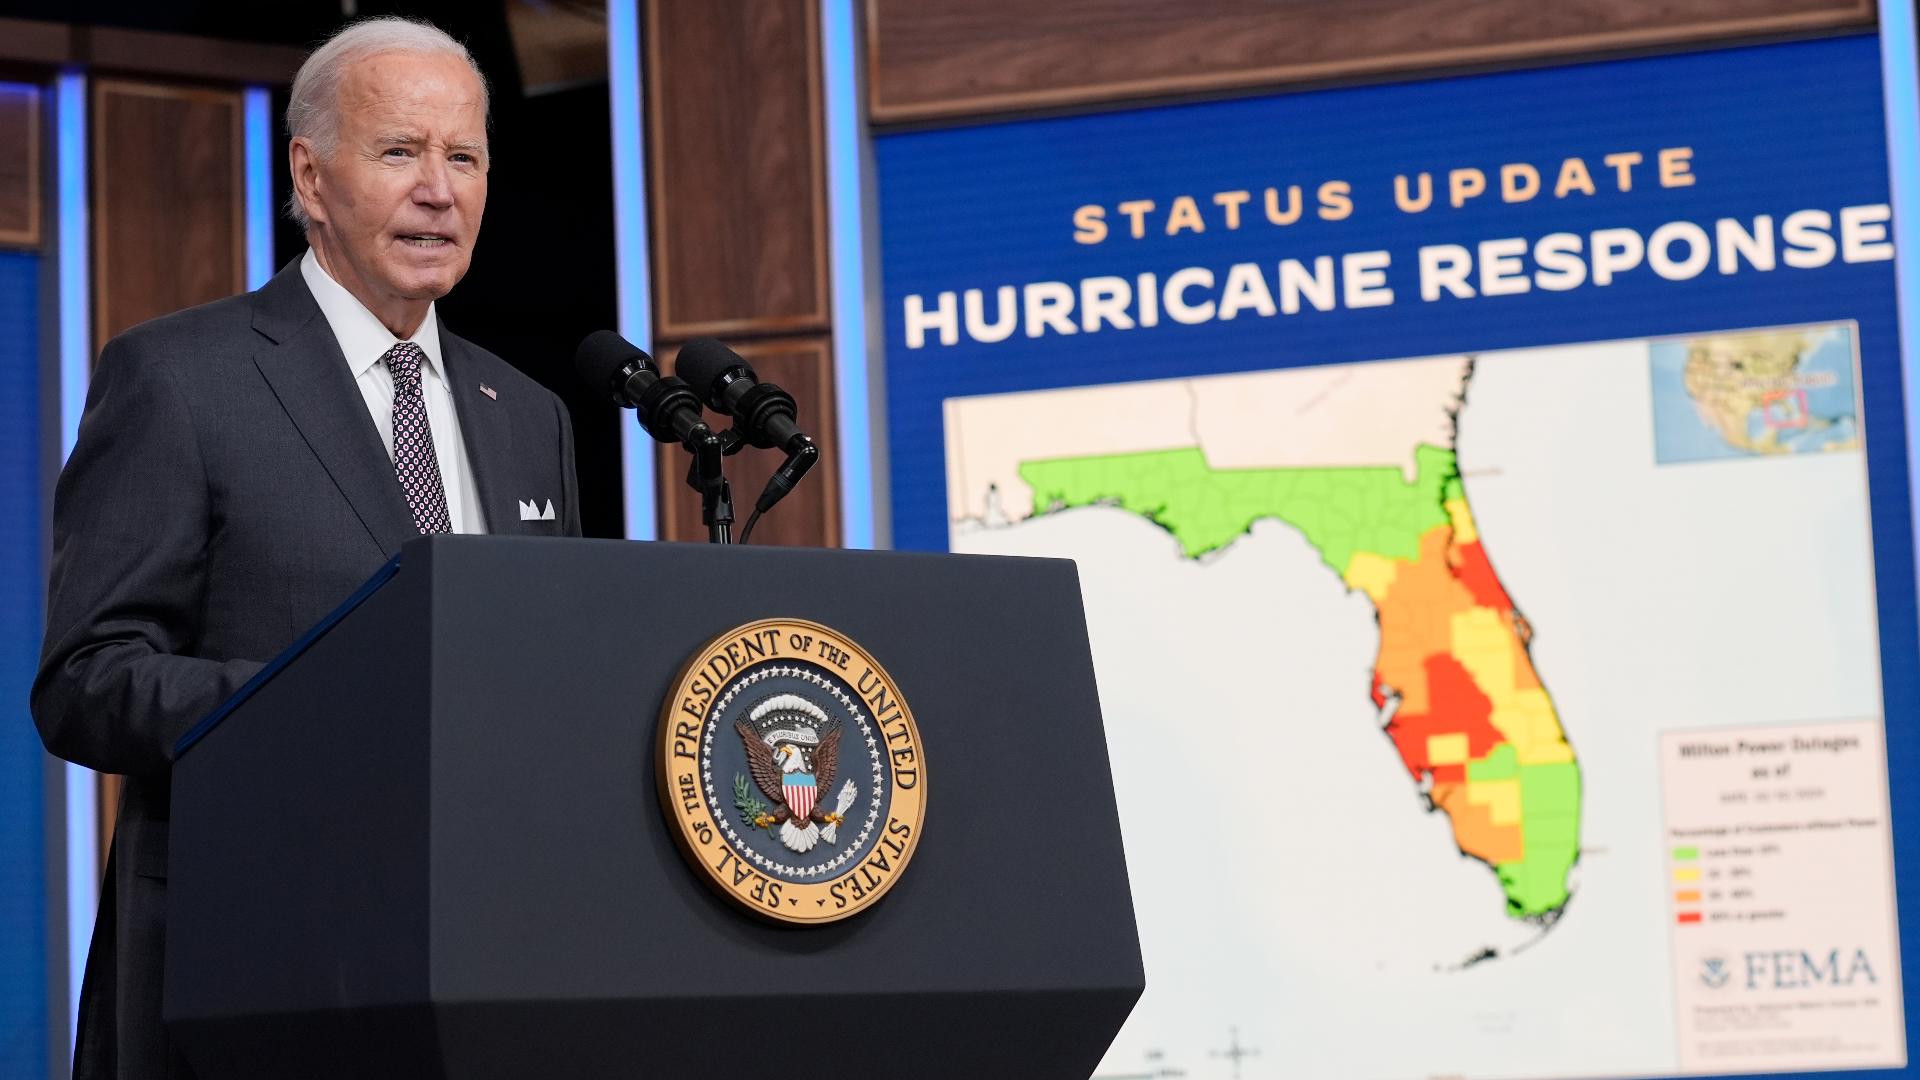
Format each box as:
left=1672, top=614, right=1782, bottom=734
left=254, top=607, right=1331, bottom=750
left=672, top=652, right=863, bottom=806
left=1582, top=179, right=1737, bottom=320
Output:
left=1019, top=439, right=1582, bottom=921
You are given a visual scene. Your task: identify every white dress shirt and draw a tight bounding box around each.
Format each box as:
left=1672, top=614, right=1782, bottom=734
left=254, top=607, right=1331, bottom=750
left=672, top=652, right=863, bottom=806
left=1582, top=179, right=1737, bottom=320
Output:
left=300, top=249, right=487, bottom=534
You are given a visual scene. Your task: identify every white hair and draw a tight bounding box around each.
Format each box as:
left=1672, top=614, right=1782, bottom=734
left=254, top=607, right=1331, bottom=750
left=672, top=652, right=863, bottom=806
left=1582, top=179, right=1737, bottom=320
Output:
left=285, top=17, right=490, bottom=229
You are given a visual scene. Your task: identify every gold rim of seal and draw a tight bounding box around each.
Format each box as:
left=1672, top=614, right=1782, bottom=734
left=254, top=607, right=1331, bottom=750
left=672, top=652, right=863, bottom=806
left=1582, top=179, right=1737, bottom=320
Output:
left=655, top=618, right=927, bottom=925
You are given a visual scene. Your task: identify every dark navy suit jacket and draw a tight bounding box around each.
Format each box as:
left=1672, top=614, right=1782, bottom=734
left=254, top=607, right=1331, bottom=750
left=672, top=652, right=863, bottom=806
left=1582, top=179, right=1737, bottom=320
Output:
left=33, top=258, right=583, bottom=1079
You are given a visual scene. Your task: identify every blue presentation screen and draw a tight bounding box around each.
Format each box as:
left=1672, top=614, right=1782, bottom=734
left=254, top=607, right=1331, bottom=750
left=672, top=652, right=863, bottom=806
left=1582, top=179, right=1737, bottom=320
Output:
left=877, top=34, right=1914, bottom=1079
left=0, top=247, right=46, bottom=1075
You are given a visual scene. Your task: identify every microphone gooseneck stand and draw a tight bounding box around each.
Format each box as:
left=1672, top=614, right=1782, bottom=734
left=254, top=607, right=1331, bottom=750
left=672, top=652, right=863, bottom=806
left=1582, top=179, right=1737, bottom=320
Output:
left=682, top=424, right=737, bottom=545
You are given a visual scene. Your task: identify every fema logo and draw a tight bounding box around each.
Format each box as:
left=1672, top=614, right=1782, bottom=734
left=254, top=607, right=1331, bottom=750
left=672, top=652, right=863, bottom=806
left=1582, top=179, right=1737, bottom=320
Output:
left=1700, top=953, right=1732, bottom=989
left=657, top=619, right=926, bottom=924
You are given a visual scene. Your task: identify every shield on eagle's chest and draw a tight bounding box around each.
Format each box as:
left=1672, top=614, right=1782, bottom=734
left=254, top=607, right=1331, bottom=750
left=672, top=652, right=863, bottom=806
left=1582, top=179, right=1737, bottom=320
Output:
left=785, top=772, right=817, bottom=819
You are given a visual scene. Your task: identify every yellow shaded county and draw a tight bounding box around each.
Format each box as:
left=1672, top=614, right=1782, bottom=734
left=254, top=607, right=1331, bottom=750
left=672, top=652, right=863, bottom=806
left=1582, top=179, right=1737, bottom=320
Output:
left=1434, top=782, right=1524, bottom=863
left=1444, top=497, right=1477, bottom=545
left=1450, top=608, right=1518, bottom=693
left=1449, top=607, right=1569, bottom=763
left=1428, top=732, right=1470, bottom=766
left=1343, top=551, right=1401, bottom=604
left=1468, top=778, right=1523, bottom=826
left=1495, top=689, right=1576, bottom=765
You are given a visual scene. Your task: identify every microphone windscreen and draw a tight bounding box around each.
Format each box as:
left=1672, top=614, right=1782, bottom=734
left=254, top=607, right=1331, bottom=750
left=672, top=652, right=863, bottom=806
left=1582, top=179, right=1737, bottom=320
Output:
left=574, top=330, right=650, bottom=399
left=673, top=337, right=754, bottom=401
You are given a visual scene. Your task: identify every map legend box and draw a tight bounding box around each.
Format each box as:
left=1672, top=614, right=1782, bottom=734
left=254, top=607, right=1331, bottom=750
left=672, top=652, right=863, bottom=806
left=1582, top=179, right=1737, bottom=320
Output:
left=1659, top=719, right=1904, bottom=1073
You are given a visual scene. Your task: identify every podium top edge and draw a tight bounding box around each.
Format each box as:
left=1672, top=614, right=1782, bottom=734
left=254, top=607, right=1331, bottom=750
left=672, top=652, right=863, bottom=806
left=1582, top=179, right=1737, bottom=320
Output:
left=169, top=537, right=1083, bottom=758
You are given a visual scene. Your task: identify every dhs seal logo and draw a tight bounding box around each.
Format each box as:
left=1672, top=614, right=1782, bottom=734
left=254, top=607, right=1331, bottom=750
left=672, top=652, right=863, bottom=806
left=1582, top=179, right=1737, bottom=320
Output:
left=657, top=619, right=926, bottom=924
left=1699, top=953, right=1732, bottom=989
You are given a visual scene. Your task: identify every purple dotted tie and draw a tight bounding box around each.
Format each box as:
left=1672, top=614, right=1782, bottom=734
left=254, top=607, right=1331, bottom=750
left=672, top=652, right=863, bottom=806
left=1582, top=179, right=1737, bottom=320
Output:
left=383, top=342, right=453, bottom=535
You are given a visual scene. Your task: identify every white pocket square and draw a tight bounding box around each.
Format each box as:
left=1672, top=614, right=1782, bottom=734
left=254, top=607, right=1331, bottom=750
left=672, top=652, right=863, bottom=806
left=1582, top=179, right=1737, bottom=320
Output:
left=518, top=499, right=555, bottom=521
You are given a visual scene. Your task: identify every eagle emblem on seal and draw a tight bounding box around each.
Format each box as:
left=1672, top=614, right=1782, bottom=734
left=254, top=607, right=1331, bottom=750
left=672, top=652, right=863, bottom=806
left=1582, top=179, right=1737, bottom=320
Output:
left=735, top=694, right=860, bottom=854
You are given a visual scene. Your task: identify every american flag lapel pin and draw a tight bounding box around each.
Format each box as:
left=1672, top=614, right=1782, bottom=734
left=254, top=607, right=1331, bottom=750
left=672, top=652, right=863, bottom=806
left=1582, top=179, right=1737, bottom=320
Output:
left=479, top=382, right=497, bottom=400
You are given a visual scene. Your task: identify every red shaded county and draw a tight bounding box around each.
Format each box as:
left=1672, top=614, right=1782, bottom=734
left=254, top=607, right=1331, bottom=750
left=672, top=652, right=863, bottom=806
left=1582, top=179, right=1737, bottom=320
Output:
left=1370, top=672, right=1388, bottom=709
left=1386, top=653, right=1503, bottom=784
left=1450, top=541, right=1513, bottom=612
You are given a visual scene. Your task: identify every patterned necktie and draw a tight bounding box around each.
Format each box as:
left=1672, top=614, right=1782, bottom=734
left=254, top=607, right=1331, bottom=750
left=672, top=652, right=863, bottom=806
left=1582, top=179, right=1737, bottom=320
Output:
left=382, top=341, right=453, bottom=535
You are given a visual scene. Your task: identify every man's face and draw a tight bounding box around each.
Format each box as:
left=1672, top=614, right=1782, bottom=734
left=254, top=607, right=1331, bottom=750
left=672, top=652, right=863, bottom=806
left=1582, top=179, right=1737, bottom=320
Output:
left=297, top=51, right=488, bottom=319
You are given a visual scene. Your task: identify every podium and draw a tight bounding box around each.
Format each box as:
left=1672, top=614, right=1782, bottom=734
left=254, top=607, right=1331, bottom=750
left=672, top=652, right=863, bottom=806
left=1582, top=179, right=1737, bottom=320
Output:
left=163, top=537, right=1143, bottom=1079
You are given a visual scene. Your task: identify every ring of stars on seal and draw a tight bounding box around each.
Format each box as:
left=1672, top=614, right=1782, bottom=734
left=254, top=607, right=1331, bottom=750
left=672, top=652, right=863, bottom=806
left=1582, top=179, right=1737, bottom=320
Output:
left=656, top=618, right=927, bottom=925
left=703, top=665, right=885, bottom=878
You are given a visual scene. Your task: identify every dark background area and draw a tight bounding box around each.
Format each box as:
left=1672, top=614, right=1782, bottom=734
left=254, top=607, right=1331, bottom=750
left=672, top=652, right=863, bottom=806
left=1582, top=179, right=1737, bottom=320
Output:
left=6, top=0, right=628, bottom=538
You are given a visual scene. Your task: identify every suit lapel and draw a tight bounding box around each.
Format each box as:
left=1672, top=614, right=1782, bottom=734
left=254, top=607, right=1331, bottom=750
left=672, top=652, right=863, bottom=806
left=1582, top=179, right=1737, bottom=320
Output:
left=250, top=261, right=419, bottom=557
left=439, top=332, right=520, bottom=534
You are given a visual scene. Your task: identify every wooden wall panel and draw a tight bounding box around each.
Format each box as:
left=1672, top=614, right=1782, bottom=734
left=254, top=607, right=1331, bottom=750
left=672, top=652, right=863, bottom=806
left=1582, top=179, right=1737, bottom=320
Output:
left=91, top=79, right=249, bottom=862
left=646, top=1, right=829, bottom=340
left=644, top=1, right=841, bottom=549
left=866, top=0, right=1876, bottom=123
left=0, top=84, right=40, bottom=250
left=506, top=0, right=609, bottom=96
left=92, top=80, right=245, bottom=347
left=0, top=17, right=71, bottom=68
left=656, top=337, right=841, bottom=548
left=85, top=28, right=303, bottom=86
left=0, top=18, right=305, bottom=84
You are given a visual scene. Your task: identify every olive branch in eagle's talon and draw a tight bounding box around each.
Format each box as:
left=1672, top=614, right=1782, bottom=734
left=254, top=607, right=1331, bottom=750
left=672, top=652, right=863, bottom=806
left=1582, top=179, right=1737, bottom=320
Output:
left=732, top=774, right=776, bottom=831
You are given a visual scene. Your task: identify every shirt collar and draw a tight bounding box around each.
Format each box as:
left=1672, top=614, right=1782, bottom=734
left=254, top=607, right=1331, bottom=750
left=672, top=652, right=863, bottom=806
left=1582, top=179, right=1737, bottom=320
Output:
left=300, top=248, right=444, bottom=382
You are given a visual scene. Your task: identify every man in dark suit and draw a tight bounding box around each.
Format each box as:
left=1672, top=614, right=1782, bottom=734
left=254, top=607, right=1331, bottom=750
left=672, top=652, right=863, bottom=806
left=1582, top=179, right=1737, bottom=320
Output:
left=32, top=18, right=581, bottom=1079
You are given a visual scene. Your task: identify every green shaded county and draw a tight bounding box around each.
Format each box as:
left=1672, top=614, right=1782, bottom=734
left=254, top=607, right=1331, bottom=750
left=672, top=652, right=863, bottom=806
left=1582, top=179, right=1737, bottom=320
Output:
left=1018, top=444, right=1456, bottom=567
left=1495, top=761, right=1582, bottom=917
left=1466, top=742, right=1518, bottom=782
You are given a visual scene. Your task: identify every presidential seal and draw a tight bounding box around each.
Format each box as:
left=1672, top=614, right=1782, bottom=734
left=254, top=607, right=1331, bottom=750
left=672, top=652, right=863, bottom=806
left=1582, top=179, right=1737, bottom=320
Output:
left=657, top=619, right=926, bottom=924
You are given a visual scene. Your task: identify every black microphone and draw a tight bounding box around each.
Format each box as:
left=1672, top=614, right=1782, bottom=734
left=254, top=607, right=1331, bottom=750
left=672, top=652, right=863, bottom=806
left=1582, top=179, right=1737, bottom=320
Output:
left=573, top=330, right=708, bottom=447
left=672, top=337, right=820, bottom=527
left=673, top=338, right=811, bottom=453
